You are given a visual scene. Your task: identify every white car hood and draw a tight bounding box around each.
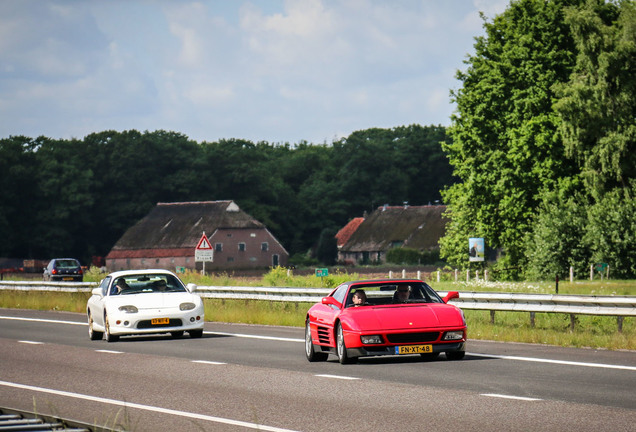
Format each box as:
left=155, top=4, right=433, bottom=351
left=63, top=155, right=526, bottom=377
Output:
left=107, top=292, right=199, bottom=309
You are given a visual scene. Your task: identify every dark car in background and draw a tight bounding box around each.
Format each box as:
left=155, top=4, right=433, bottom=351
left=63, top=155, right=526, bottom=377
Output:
left=43, top=258, right=84, bottom=282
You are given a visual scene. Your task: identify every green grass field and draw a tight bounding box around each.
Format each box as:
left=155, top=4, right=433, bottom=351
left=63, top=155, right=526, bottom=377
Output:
left=1, top=268, right=634, bottom=350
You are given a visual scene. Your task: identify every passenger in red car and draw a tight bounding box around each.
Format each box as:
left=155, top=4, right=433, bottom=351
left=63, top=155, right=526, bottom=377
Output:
left=352, top=289, right=368, bottom=306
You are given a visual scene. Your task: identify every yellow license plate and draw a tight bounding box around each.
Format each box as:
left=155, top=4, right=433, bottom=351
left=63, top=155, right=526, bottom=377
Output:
left=151, top=318, right=170, bottom=325
left=396, top=344, right=433, bottom=354
left=62, top=277, right=73, bottom=281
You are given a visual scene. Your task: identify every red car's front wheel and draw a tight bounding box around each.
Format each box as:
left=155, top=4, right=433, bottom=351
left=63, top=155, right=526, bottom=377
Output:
left=336, top=323, right=354, bottom=364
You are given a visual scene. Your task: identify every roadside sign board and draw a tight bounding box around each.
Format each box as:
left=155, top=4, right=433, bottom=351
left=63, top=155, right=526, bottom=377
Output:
left=315, top=268, right=328, bottom=277
left=195, top=233, right=213, bottom=262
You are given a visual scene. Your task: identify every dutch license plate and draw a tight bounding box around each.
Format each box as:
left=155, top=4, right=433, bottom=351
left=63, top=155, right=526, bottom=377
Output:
left=395, top=344, right=432, bottom=355
left=151, top=318, right=170, bottom=325
left=62, top=277, right=73, bottom=281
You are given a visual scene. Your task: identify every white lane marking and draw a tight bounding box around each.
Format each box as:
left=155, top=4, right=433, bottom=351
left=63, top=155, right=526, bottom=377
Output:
left=19, top=340, right=44, bottom=345
left=315, top=374, right=360, bottom=381
left=192, top=360, right=227, bottom=365
left=3, top=315, right=634, bottom=372
left=481, top=393, right=542, bottom=401
left=468, top=352, right=636, bottom=371
left=0, top=315, right=86, bottom=326
left=206, top=330, right=302, bottom=343
left=95, top=350, right=124, bottom=354
left=0, top=380, right=300, bottom=432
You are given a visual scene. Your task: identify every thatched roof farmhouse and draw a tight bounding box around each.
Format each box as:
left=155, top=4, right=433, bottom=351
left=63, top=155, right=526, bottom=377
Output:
left=106, top=201, right=288, bottom=272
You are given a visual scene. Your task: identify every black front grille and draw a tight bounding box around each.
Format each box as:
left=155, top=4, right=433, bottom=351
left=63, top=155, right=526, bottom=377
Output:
left=386, top=332, right=440, bottom=343
left=137, top=318, right=183, bottom=329
left=317, top=326, right=331, bottom=344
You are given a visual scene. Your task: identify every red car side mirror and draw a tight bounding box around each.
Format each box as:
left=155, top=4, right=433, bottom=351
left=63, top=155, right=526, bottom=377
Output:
left=443, top=291, right=459, bottom=303
left=321, top=297, right=342, bottom=308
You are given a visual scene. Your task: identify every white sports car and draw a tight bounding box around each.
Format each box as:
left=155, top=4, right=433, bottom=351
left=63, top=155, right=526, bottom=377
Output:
left=87, top=269, right=205, bottom=342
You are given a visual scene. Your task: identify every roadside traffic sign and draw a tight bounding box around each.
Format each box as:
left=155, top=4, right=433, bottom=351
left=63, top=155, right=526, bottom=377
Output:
left=196, top=233, right=212, bottom=250
left=195, top=232, right=213, bottom=262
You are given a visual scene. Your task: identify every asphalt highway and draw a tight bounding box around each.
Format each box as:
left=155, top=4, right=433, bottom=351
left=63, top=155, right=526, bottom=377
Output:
left=1, top=308, right=634, bottom=431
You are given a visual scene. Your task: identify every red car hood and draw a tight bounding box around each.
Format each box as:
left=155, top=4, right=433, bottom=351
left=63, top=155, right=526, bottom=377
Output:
left=344, top=304, right=463, bottom=331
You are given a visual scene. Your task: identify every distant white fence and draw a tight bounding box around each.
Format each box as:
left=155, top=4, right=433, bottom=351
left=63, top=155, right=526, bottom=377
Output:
left=1, top=281, right=633, bottom=332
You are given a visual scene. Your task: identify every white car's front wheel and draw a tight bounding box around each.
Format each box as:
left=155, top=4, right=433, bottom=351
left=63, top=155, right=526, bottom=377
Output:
left=104, top=313, right=119, bottom=342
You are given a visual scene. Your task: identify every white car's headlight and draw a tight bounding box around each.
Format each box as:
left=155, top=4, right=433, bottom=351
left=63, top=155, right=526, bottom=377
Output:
left=443, top=331, right=464, bottom=341
left=119, top=305, right=138, bottom=313
left=180, top=302, right=196, bottom=311
left=360, top=335, right=383, bottom=344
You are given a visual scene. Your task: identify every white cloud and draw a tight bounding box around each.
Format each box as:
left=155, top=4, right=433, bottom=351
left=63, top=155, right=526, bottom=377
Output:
left=0, top=0, right=509, bottom=143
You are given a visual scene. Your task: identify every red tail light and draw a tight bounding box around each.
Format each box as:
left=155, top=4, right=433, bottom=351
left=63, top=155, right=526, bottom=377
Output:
left=51, top=269, right=58, bottom=275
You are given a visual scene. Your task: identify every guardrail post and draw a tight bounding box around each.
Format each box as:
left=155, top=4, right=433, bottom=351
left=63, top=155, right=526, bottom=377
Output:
left=570, top=314, right=576, bottom=332
left=617, top=316, right=623, bottom=333
left=490, top=310, right=495, bottom=324
left=530, top=312, right=535, bottom=327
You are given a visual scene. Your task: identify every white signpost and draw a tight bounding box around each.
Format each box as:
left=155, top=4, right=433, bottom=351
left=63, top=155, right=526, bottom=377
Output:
left=195, top=232, right=213, bottom=275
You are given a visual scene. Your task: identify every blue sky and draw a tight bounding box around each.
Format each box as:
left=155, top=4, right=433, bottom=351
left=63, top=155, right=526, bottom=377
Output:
left=0, top=0, right=509, bottom=145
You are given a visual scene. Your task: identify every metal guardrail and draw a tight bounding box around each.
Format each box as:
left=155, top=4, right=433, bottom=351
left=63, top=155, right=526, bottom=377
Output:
left=1, top=282, right=634, bottom=330
left=0, top=280, right=96, bottom=292
left=0, top=406, right=119, bottom=432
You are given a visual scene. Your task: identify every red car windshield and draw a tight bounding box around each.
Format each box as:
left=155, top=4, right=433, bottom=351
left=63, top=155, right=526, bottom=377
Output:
left=345, top=282, right=443, bottom=308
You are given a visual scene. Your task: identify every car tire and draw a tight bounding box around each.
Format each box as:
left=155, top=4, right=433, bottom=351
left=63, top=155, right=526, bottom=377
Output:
left=88, top=312, right=103, bottom=341
left=336, top=323, right=354, bottom=364
left=189, top=329, right=203, bottom=338
left=104, top=313, right=119, bottom=342
left=305, top=321, right=328, bottom=362
left=446, top=350, right=465, bottom=360
left=171, top=331, right=184, bottom=338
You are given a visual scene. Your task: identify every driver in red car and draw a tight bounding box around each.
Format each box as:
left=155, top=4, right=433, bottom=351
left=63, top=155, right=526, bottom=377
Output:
left=352, top=289, right=368, bottom=306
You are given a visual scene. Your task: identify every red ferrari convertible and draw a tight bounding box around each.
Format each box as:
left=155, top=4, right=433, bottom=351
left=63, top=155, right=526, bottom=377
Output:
left=305, top=279, right=466, bottom=364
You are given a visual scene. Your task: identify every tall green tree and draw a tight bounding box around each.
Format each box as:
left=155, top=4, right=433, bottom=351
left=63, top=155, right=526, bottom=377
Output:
left=555, top=0, right=635, bottom=200
left=441, top=0, right=582, bottom=275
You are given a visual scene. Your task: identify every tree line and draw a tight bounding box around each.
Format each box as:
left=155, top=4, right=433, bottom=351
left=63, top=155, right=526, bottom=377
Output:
left=0, top=125, right=454, bottom=266
left=441, top=0, right=635, bottom=278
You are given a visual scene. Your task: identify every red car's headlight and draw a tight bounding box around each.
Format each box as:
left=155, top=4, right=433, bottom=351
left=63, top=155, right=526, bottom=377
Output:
left=443, top=331, right=464, bottom=341
left=360, top=335, right=384, bottom=344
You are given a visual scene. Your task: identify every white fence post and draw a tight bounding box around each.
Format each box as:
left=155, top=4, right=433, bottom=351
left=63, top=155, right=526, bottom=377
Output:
left=455, top=269, right=458, bottom=282
left=402, top=269, right=406, bottom=278
left=570, top=266, right=574, bottom=283
left=437, top=270, right=440, bottom=282
left=590, top=264, right=594, bottom=281
left=417, top=270, right=421, bottom=280
left=466, top=269, right=470, bottom=282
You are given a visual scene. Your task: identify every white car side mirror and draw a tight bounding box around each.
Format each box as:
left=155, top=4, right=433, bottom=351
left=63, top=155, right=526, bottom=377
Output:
left=186, top=283, right=197, bottom=293
left=91, top=287, right=103, bottom=297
